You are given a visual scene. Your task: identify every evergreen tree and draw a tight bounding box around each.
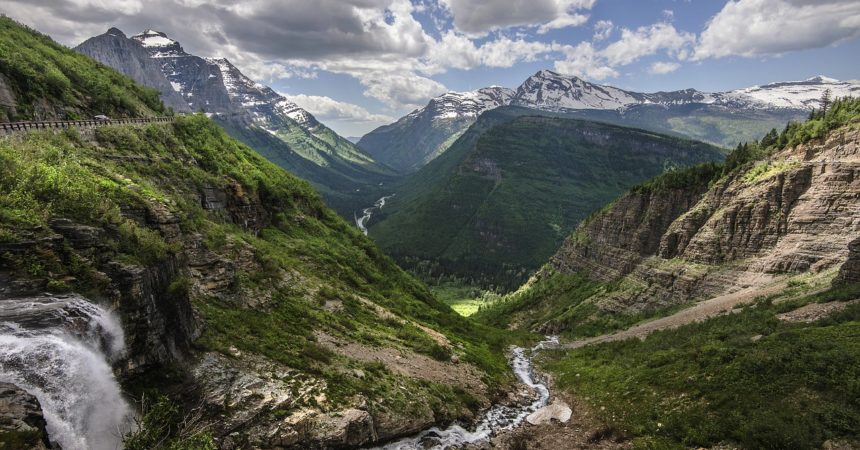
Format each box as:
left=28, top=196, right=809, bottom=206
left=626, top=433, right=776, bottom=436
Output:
left=819, top=88, right=832, bottom=115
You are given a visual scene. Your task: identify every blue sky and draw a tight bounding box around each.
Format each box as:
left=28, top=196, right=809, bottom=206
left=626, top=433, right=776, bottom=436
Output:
left=4, top=0, right=860, bottom=136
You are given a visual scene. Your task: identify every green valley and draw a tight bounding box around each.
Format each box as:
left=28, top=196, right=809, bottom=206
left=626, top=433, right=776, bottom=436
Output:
left=369, top=107, right=725, bottom=290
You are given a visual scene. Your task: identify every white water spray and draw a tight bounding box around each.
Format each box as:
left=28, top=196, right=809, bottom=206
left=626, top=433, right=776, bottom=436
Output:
left=374, top=336, right=559, bottom=450
left=0, top=294, right=134, bottom=450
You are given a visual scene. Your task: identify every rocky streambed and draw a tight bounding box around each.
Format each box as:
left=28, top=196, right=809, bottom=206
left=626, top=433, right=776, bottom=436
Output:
left=372, top=337, right=565, bottom=450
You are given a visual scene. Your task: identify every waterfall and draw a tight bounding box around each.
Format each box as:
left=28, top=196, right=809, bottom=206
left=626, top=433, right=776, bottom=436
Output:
left=0, top=294, right=134, bottom=450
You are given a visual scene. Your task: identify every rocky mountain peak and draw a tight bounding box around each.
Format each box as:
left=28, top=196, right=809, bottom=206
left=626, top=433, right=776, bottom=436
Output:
left=418, top=86, right=515, bottom=121
left=75, top=28, right=191, bottom=112
left=131, top=29, right=186, bottom=57
left=105, top=27, right=126, bottom=38
left=513, top=70, right=642, bottom=111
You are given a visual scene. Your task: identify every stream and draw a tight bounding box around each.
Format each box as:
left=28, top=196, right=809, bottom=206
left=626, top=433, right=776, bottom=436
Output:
left=355, top=194, right=395, bottom=235
left=373, top=336, right=559, bottom=450
left=0, top=294, right=134, bottom=450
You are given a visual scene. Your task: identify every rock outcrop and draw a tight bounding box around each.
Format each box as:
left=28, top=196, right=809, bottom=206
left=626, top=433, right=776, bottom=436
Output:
left=834, top=237, right=860, bottom=285
left=75, top=28, right=190, bottom=113
left=526, top=399, right=572, bottom=426
left=548, top=125, right=860, bottom=318
left=0, top=383, right=55, bottom=450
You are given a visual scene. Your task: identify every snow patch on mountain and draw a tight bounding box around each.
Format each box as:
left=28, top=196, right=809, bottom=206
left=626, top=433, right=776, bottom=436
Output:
left=411, top=86, right=514, bottom=121
left=724, top=76, right=860, bottom=110
left=409, top=70, right=859, bottom=125
left=131, top=30, right=186, bottom=58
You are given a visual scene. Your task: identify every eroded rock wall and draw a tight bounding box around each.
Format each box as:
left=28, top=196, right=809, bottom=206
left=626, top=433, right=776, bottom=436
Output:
left=550, top=126, right=860, bottom=313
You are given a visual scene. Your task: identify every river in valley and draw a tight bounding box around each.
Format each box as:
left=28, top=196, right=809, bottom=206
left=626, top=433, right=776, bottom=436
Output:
left=355, top=194, right=395, bottom=235
left=0, top=294, right=134, bottom=450
left=372, top=336, right=559, bottom=450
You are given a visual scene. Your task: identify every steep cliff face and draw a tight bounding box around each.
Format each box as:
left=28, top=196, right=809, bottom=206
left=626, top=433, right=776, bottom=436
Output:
left=547, top=124, right=860, bottom=317
left=75, top=28, right=191, bottom=113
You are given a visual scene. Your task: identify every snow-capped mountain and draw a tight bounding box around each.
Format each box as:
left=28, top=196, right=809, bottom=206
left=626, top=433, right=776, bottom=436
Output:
left=129, top=30, right=320, bottom=132
left=75, top=28, right=190, bottom=112
left=361, top=70, right=858, bottom=173
left=76, top=28, right=393, bottom=214
left=511, top=70, right=858, bottom=112
left=513, top=70, right=648, bottom=110
left=416, top=86, right=515, bottom=120
left=722, top=76, right=860, bottom=110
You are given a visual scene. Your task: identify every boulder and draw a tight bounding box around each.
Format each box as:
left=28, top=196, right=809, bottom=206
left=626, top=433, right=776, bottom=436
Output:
left=0, top=383, right=56, bottom=449
left=526, top=399, right=572, bottom=426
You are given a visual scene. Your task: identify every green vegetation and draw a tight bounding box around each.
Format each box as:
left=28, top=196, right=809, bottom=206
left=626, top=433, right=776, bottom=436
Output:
left=723, top=97, right=860, bottom=175
left=0, top=17, right=165, bottom=120
left=213, top=117, right=395, bottom=217
left=0, top=429, right=46, bottom=450
left=124, top=396, right=216, bottom=450
left=430, top=281, right=503, bottom=316
left=542, top=284, right=860, bottom=449
left=371, top=109, right=725, bottom=291
left=358, top=114, right=476, bottom=173
left=0, top=116, right=521, bottom=432
left=629, top=162, right=722, bottom=195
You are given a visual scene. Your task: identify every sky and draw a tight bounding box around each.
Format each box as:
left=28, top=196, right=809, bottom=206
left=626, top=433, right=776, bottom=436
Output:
left=2, top=0, right=860, bottom=137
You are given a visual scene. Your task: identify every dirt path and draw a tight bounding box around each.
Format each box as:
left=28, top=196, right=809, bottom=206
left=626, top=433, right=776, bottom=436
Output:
left=559, top=274, right=787, bottom=350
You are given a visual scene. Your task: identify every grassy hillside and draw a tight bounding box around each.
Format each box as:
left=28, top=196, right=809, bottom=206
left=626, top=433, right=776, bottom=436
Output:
left=213, top=118, right=396, bottom=216
left=543, top=284, right=860, bottom=449
left=370, top=108, right=725, bottom=290
left=0, top=18, right=521, bottom=446
left=0, top=17, right=165, bottom=121
left=0, top=116, right=521, bottom=446
left=358, top=112, right=474, bottom=173
left=481, top=98, right=860, bottom=449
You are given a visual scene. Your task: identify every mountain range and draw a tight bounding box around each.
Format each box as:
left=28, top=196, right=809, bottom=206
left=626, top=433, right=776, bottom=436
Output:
left=2, top=14, right=860, bottom=450
left=359, top=70, right=859, bottom=173
left=76, top=28, right=394, bottom=215
left=367, top=106, right=725, bottom=289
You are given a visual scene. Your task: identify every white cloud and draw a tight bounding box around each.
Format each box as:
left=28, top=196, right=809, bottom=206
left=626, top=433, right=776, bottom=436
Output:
left=593, top=19, right=613, bottom=41
left=358, top=72, right=449, bottom=109
left=285, top=94, right=394, bottom=123
left=554, top=42, right=619, bottom=79
left=696, top=0, right=860, bottom=60
left=602, top=22, right=694, bottom=66
left=649, top=61, right=680, bottom=74
left=553, top=21, right=692, bottom=80
left=440, top=0, right=595, bottom=35
left=537, top=13, right=590, bottom=34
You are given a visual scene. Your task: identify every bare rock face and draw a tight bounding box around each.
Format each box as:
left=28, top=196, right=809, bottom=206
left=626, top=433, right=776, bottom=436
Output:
left=551, top=187, right=708, bottom=282
left=549, top=126, right=860, bottom=318
left=0, top=383, right=56, bottom=450
left=834, top=237, right=860, bottom=285
left=75, top=28, right=191, bottom=113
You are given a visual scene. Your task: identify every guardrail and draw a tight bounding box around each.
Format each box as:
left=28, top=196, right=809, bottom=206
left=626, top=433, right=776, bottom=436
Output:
left=0, top=117, right=174, bottom=135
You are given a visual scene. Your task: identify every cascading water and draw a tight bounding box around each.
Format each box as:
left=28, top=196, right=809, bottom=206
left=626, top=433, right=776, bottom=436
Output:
left=374, top=336, right=559, bottom=450
left=0, top=294, right=135, bottom=450
left=355, top=194, right=394, bottom=235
